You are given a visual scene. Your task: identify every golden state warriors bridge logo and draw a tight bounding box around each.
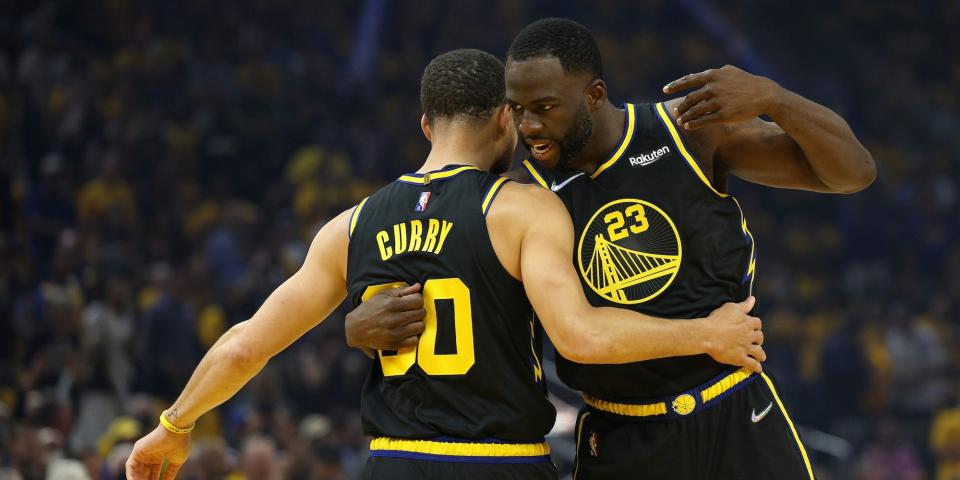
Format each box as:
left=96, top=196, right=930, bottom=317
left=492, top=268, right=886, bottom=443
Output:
left=577, top=199, right=682, bottom=304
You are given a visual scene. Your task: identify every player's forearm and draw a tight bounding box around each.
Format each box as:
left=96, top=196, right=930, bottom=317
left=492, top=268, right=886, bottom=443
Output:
left=765, top=87, right=875, bottom=193
left=555, top=307, right=708, bottom=364
left=164, top=322, right=268, bottom=427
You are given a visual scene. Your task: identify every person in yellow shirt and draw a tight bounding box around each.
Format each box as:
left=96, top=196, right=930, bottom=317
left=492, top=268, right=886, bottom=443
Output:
left=77, top=156, right=137, bottom=228
left=931, top=393, right=960, bottom=480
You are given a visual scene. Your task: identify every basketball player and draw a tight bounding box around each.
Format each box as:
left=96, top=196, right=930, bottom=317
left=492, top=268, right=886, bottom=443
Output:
left=124, top=49, right=764, bottom=480
left=347, top=19, right=875, bottom=480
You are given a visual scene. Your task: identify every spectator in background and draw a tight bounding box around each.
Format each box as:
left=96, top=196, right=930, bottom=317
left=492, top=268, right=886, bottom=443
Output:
left=931, top=386, right=960, bottom=480
left=70, top=275, right=135, bottom=453
left=76, top=153, right=138, bottom=233
left=815, top=315, right=871, bottom=432
left=22, top=153, right=75, bottom=277
left=238, top=436, right=281, bottom=480
left=43, top=459, right=90, bottom=480
left=886, top=303, right=951, bottom=418
left=1, top=1, right=958, bottom=478
left=136, top=263, right=203, bottom=402
left=857, top=416, right=926, bottom=480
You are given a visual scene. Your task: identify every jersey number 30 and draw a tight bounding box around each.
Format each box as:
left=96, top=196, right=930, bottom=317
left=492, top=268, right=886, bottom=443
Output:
left=362, top=278, right=474, bottom=376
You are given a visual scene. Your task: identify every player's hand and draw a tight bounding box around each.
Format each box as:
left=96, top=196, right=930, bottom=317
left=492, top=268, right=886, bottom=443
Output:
left=345, top=283, right=426, bottom=355
left=125, top=425, right=191, bottom=480
left=663, top=65, right=782, bottom=130
left=701, top=296, right=766, bottom=373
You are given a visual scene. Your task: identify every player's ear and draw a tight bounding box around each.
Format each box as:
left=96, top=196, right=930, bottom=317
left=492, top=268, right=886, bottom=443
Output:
left=497, top=104, right=512, bottom=133
left=586, top=79, right=607, bottom=110
left=421, top=114, right=433, bottom=142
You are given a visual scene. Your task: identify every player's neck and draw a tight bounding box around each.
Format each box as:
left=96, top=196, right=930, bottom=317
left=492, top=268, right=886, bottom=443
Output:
left=572, top=102, right=627, bottom=174
left=419, top=128, right=499, bottom=173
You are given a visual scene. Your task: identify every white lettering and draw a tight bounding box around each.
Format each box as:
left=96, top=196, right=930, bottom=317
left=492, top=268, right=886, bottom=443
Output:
left=629, top=145, right=671, bottom=167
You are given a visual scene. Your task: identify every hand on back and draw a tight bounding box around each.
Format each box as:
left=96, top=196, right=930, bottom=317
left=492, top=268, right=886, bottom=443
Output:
left=701, top=296, right=766, bottom=373
left=345, top=283, right=426, bottom=356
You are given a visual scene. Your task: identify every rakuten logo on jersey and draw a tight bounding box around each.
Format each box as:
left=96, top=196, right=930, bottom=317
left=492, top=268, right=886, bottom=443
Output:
left=629, top=146, right=670, bottom=167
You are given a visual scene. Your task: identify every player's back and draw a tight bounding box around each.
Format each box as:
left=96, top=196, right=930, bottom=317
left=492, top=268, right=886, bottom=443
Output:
left=346, top=164, right=555, bottom=451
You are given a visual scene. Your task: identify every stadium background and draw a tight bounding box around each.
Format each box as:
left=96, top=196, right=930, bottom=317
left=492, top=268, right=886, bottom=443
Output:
left=1, top=0, right=958, bottom=478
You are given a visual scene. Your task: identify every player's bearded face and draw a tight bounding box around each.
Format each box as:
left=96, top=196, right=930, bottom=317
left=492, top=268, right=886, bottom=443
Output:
left=554, top=102, right=593, bottom=169
left=518, top=100, right=593, bottom=171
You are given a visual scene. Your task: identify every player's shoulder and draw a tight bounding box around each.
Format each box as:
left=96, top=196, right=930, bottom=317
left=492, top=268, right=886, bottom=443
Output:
left=324, top=206, right=355, bottom=242
left=489, top=180, right=567, bottom=224
left=499, top=179, right=558, bottom=203
left=659, top=97, right=723, bottom=141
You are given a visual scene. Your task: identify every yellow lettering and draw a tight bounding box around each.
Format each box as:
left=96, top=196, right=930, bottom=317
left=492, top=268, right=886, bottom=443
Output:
left=626, top=204, right=649, bottom=234
left=408, top=220, right=423, bottom=252
left=376, top=230, right=392, bottom=260
left=423, top=219, right=440, bottom=253
left=417, top=278, right=474, bottom=376
left=364, top=278, right=475, bottom=377
left=393, top=222, right=408, bottom=255
left=434, top=221, right=454, bottom=254
left=604, top=211, right=628, bottom=242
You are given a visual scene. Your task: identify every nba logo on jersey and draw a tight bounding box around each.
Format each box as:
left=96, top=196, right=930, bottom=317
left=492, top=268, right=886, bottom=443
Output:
left=415, top=192, right=431, bottom=212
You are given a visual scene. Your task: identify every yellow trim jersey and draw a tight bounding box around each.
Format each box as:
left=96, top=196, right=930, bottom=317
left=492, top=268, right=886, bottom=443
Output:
left=346, top=165, right=555, bottom=446
left=523, top=103, right=757, bottom=400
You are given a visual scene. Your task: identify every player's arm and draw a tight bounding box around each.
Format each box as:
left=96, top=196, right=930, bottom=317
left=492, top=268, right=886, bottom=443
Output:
left=498, top=183, right=764, bottom=368
left=126, top=209, right=352, bottom=480
left=664, top=65, right=876, bottom=193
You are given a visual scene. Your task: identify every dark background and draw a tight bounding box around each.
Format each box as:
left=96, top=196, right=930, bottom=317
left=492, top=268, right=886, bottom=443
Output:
left=1, top=1, right=958, bottom=478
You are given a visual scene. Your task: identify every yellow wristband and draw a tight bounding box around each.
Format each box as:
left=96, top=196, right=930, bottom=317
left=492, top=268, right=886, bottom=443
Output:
left=159, top=411, right=195, bottom=434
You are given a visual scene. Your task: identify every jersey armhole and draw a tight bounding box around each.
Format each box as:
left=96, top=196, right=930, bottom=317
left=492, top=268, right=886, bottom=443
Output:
left=347, top=196, right=370, bottom=239
left=654, top=102, right=757, bottom=291
left=653, top=102, right=730, bottom=199
left=521, top=159, right=550, bottom=189
left=480, top=177, right=511, bottom=216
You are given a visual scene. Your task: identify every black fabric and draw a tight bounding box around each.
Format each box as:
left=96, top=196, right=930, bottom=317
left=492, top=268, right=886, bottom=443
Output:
left=531, top=103, right=756, bottom=399
left=347, top=165, right=555, bottom=442
left=363, top=456, right=558, bottom=480
left=573, top=373, right=813, bottom=479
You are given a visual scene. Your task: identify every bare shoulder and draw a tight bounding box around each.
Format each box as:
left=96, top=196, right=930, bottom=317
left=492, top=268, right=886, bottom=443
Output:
left=662, top=97, right=727, bottom=185
left=319, top=207, right=354, bottom=242
left=492, top=181, right=566, bottom=220
left=485, top=180, right=571, bottom=277
left=301, top=206, right=355, bottom=280
left=307, top=206, right=354, bottom=257
left=663, top=97, right=723, bottom=149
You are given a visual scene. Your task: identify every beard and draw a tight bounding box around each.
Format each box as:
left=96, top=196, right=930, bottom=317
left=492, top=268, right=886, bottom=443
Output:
left=556, top=103, right=593, bottom=170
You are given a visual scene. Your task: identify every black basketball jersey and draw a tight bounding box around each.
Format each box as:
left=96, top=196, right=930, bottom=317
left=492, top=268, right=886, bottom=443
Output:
left=522, top=102, right=756, bottom=400
left=346, top=164, right=555, bottom=442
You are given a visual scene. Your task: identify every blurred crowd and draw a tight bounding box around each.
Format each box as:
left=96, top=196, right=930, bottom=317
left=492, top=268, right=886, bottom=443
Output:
left=1, top=1, right=958, bottom=479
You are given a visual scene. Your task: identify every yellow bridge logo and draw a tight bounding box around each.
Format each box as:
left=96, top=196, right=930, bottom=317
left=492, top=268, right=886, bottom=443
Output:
left=577, top=199, right=681, bottom=304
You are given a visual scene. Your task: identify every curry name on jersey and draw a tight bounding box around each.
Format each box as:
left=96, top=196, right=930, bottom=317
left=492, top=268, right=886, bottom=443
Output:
left=346, top=165, right=554, bottom=442
left=523, top=102, right=756, bottom=400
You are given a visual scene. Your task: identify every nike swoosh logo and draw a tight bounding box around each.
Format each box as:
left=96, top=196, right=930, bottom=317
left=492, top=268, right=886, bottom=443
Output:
left=550, top=172, right=585, bottom=191
left=751, top=402, right=773, bottom=423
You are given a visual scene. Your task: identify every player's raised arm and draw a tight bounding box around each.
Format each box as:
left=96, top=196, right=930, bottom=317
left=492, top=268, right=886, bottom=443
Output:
left=490, top=182, right=765, bottom=368
left=663, top=65, right=876, bottom=193
left=125, top=209, right=353, bottom=480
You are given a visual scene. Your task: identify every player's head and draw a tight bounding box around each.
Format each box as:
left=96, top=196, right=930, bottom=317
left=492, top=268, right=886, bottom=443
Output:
left=420, top=49, right=516, bottom=174
left=505, top=18, right=606, bottom=170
